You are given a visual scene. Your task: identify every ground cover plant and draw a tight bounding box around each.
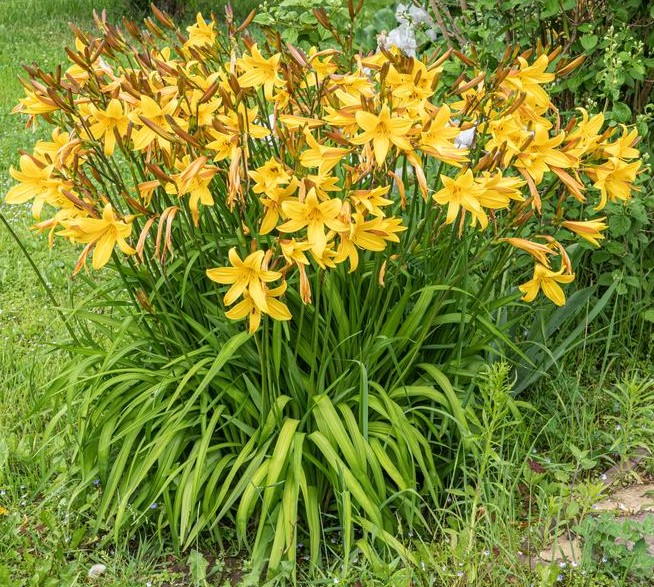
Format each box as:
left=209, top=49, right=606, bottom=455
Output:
left=1, top=1, right=651, bottom=586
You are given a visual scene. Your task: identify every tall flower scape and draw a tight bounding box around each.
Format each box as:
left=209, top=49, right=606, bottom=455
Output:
left=4, top=4, right=643, bottom=577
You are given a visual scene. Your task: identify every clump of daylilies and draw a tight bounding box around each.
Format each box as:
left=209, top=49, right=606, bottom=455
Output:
left=6, top=6, right=642, bottom=331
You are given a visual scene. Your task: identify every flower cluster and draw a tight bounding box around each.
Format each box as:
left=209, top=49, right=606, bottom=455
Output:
left=5, top=9, right=643, bottom=330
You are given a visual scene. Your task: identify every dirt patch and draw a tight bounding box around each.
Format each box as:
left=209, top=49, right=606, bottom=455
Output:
left=533, top=451, right=654, bottom=565
left=593, top=483, right=654, bottom=515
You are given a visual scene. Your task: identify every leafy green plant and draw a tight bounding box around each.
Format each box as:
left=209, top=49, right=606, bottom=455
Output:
left=424, top=0, right=654, bottom=358
left=4, top=1, right=644, bottom=580
left=576, top=513, right=654, bottom=584
left=602, top=375, right=654, bottom=464
left=254, top=0, right=397, bottom=52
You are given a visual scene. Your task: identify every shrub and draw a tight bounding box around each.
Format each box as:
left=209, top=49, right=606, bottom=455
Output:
left=4, top=2, right=643, bottom=578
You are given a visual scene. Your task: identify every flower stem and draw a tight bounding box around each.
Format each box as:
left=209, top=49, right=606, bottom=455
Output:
left=0, top=211, right=78, bottom=344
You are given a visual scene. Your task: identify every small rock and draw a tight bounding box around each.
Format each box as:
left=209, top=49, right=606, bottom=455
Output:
left=88, top=564, right=107, bottom=578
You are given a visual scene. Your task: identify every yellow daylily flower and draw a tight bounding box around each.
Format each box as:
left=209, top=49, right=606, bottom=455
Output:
left=33, top=128, right=79, bottom=169
left=334, top=212, right=389, bottom=272
left=278, top=188, right=346, bottom=257
left=248, top=157, right=291, bottom=194
left=305, top=171, right=341, bottom=201
left=237, top=44, right=284, bottom=101
left=299, top=130, right=348, bottom=174
left=13, top=90, right=59, bottom=116
left=6, top=154, right=71, bottom=219
left=304, top=47, right=338, bottom=87
left=350, top=106, right=413, bottom=166
left=259, top=178, right=300, bottom=235
left=280, top=238, right=311, bottom=267
left=601, top=126, right=640, bottom=160
left=419, top=105, right=469, bottom=166
left=502, top=54, right=555, bottom=110
left=181, top=89, right=221, bottom=128
left=330, top=70, right=376, bottom=99
left=519, top=263, right=575, bottom=306
left=129, top=95, right=186, bottom=153
left=166, top=156, right=218, bottom=225
left=564, top=108, right=604, bottom=158
left=433, top=169, right=487, bottom=229
left=589, top=157, right=641, bottom=210
left=206, top=248, right=282, bottom=312
left=561, top=218, right=608, bottom=247
left=485, top=113, right=528, bottom=162
left=348, top=186, right=393, bottom=217
left=225, top=282, right=291, bottom=333
left=58, top=203, right=136, bottom=271
left=514, top=124, right=575, bottom=184
left=88, top=99, right=129, bottom=156
left=475, top=171, right=525, bottom=209
left=184, top=13, right=216, bottom=48
left=216, top=104, right=270, bottom=139
left=206, top=129, right=239, bottom=162
left=385, top=60, right=439, bottom=103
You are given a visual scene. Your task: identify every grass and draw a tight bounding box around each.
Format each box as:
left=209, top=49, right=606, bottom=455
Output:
left=1, top=1, right=653, bottom=586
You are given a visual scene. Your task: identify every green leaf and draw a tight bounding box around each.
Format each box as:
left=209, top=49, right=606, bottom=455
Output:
left=541, top=0, right=559, bottom=18
left=611, top=101, right=632, bottom=123
left=187, top=550, right=209, bottom=586
left=309, top=431, right=384, bottom=528
left=0, top=439, right=8, bottom=474
left=580, top=34, right=598, bottom=51
left=628, top=200, right=649, bottom=225
left=609, top=214, right=631, bottom=237
left=515, top=281, right=618, bottom=393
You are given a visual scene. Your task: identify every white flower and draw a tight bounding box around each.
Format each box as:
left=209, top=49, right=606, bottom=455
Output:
left=395, top=3, right=438, bottom=40
left=454, top=126, right=477, bottom=149
left=408, top=5, right=432, bottom=26
left=385, top=23, right=417, bottom=57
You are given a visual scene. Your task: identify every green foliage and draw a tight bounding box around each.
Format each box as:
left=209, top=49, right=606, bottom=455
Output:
left=254, top=0, right=396, bottom=52
left=2, top=1, right=652, bottom=585
left=125, top=0, right=260, bottom=20
left=49, top=248, right=513, bottom=578
left=602, top=376, right=654, bottom=461
left=437, top=0, right=654, bottom=119
left=577, top=513, right=654, bottom=584
left=426, top=0, right=654, bottom=357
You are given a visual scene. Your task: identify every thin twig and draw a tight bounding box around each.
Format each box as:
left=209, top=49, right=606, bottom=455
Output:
left=428, top=0, right=454, bottom=48
left=428, top=0, right=468, bottom=48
